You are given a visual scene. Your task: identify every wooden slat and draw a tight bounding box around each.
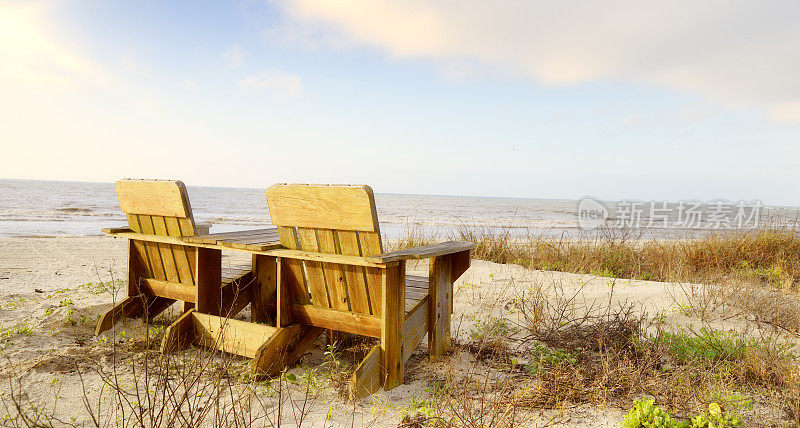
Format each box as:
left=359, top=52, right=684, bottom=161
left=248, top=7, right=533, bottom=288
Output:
left=116, top=179, right=191, bottom=218
left=151, top=215, right=181, bottom=283
left=337, top=230, right=372, bottom=315
left=290, top=304, right=382, bottom=337
left=297, top=227, right=331, bottom=308
left=350, top=345, right=382, bottom=400
left=368, top=241, right=475, bottom=263
left=266, top=184, right=380, bottom=232
left=364, top=267, right=383, bottom=317
left=127, top=216, right=154, bottom=279
left=177, top=216, right=197, bottom=237
left=403, top=297, right=429, bottom=362
left=260, top=249, right=390, bottom=268
left=187, top=228, right=279, bottom=245
left=317, top=229, right=350, bottom=311
left=141, top=278, right=196, bottom=302
left=359, top=231, right=384, bottom=317
left=382, top=261, right=405, bottom=390
left=192, top=312, right=277, bottom=358
left=165, top=217, right=195, bottom=285
left=138, top=215, right=167, bottom=281
left=277, top=226, right=310, bottom=304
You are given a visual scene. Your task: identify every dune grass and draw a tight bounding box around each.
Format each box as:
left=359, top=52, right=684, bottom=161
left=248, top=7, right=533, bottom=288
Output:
left=393, top=225, right=800, bottom=290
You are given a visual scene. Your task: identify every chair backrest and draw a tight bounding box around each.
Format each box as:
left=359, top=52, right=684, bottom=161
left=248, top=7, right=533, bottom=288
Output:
left=266, top=184, right=385, bottom=316
left=116, top=179, right=198, bottom=284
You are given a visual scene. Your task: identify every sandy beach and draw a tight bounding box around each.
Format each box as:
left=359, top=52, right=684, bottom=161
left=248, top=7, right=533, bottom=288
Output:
left=2, top=236, right=792, bottom=426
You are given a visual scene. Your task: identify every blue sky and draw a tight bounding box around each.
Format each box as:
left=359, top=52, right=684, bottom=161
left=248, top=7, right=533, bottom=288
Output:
left=2, top=1, right=800, bottom=205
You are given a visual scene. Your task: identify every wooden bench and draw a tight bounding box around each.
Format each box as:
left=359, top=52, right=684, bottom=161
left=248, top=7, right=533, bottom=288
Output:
left=95, top=179, right=257, bottom=335
left=265, top=184, right=473, bottom=398
left=144, top=182, right=471, bottom=399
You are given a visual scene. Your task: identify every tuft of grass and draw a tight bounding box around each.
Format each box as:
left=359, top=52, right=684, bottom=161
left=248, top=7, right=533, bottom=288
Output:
left=0, top=321, right=34, bottom=341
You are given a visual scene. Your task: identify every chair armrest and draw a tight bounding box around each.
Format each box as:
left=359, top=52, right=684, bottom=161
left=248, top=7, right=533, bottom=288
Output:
left=366, top=241, right=474, bottom=263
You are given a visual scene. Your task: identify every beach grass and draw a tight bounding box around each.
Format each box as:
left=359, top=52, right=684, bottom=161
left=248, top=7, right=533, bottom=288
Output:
left=393, top=225, right=800, bottom=290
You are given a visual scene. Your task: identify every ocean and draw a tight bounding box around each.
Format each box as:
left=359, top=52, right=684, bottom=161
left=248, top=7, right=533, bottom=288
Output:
left=1, top=179, right=798, bottom=240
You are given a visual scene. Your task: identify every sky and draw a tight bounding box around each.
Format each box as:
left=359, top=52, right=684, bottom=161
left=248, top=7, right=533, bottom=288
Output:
left=1, top=0, right=799, bottom=205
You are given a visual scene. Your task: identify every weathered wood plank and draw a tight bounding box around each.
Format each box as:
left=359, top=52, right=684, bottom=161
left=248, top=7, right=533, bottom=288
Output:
left=337, top=230, right=372, bottom=315
left=266, top=184, right=380, bottom=232
left=317, top=229, right=350, bottom=311
left=251, top=254, right=276, bottom=324
left=349, top=345, right=382, bottom=400
left=141, top=278, right=196, bottom=302
left=382, top=261, right=405, bottom=390
left=95, top=296, right=144, bottom=335
left=451, top=249, right=471, bottom=282
left=403, top=297, right=429, bottom=362
left=138, top=215, right=168, bottom=281
left=151, top=215, right=182, bottom=283
left=115, top=179, right=191, bottom=218
left=290, top=304, right=382, bottom=337
left=368, top=241, right=475, bottom=263
left=191, top=312, right=277, bottom=358
left=160, top=308, right=196, bottom=352
left=428, top=255, right=452, bottom=359
left=359, top=231, right=384, bottom=316
left=277, top=226, right=310, bottom=304
left=297, top=227, right=331, bottom=308
left=164, top=216, right=195, bottom=285
left=195, top=247, right=222, bottom=315
left=252, top=325, right=324, bottom=379
left=276, top=258, right=290, bottom=327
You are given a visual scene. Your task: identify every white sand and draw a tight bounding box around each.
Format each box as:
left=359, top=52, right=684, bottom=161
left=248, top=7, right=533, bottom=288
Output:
left=0, top=237, right=778, bottom=426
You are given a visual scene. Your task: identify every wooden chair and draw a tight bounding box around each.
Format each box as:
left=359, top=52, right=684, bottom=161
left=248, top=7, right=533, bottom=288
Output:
left=95, top=179, right=254, bottom=335
left=265, top=184, right=473, bottom=398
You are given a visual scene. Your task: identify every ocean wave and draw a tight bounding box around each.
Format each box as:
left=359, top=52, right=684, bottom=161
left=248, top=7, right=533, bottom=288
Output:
left=56, top=207, right=93, bottom=213
left=377, top=216, right=579, bottom=228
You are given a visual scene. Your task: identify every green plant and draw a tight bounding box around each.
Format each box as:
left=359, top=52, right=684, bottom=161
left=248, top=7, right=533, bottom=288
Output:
left=688, top=403, right=742, bottom=427
left=622, top=399, right=680, bottom=428
left=658, top=328, right=750, bottom=365
left=525, top=344, right=579, bottom=374
left=79, top=279, right=122, bottom=295
left=469, top=317, right=513, bottom=342
left=0, top=322, right=34, bottom=340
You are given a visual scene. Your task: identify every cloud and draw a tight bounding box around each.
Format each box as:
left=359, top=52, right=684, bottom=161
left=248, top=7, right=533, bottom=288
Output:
left=0, top=1, right=107, bottom=90
left=275, top=0, right=800, bottom=123
left=238, top=70, right=303, bottom=96
left=222, top=45, right=244, bottom=68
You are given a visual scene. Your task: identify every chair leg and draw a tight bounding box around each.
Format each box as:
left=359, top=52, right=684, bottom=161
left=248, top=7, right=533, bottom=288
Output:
left=349, top=345, right=382, bottom=400
left=95, top=296, right=143, bottom=335
left=382, top=261, right=405, bottom=390
left=160, top=308, right=196, bottom=352
left=428, top=255, right=452, bottom=360
left=251, top=325, right=324, bottom=380
left=95, top=295, right=174, bottom=335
